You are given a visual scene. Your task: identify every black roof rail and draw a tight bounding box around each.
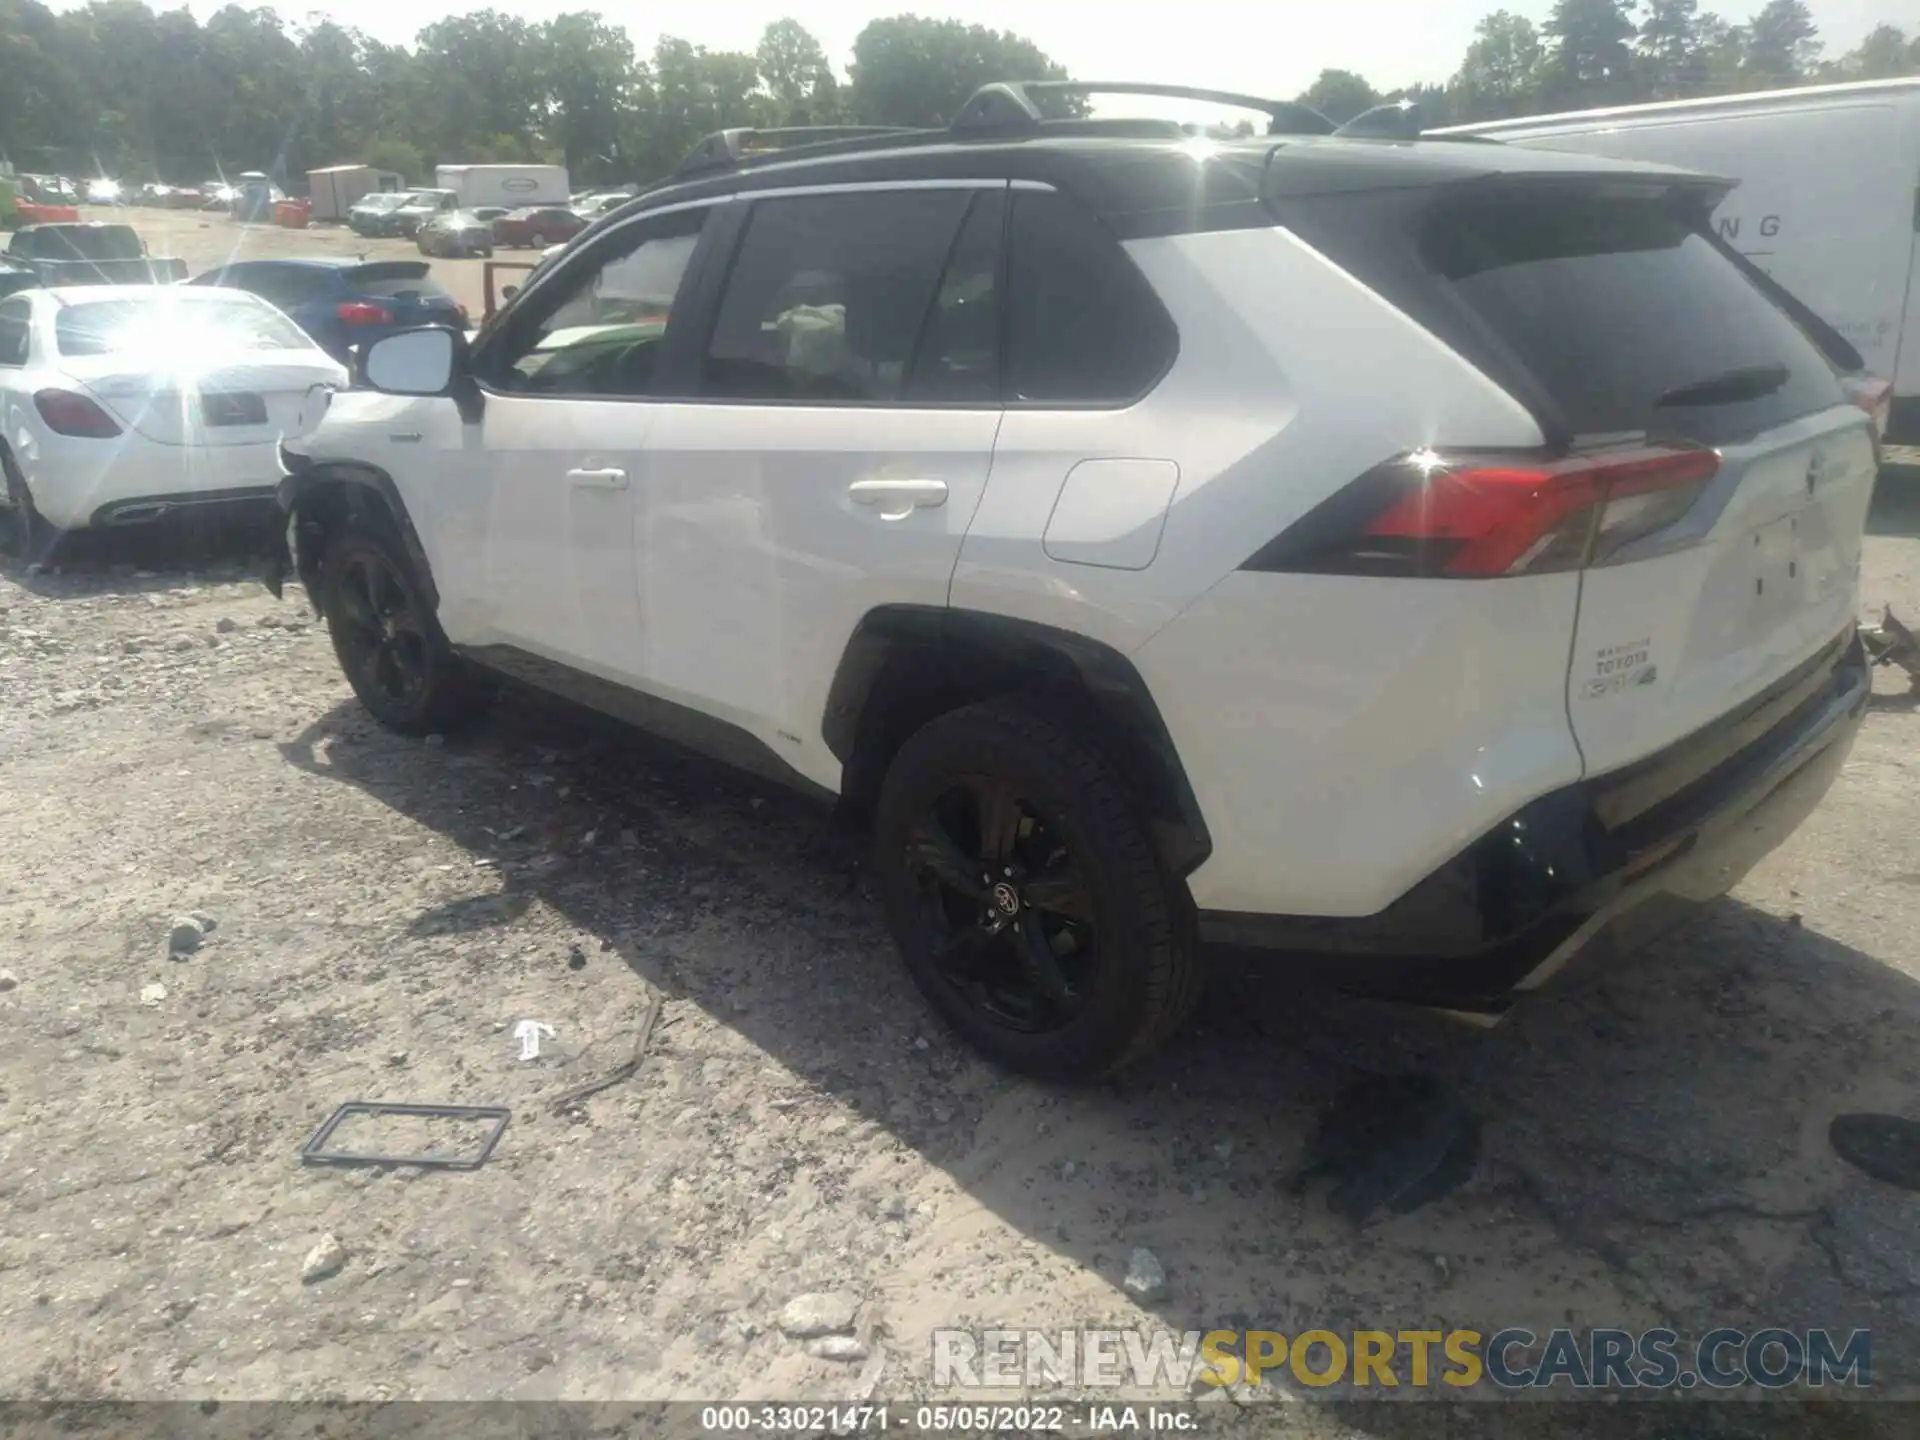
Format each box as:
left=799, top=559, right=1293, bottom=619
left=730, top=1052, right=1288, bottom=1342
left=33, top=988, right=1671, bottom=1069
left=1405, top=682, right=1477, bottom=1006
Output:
left=952, top=81, right=1336, bottom=137
left=1332, top=100, right=1423, bottom=141
left=671, top=125, right=924, bottom=180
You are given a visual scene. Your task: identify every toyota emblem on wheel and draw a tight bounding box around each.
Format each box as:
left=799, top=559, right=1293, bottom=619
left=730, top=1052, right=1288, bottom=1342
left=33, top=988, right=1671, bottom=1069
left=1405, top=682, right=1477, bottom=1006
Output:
left=991, top=882, right=1021, bottom=916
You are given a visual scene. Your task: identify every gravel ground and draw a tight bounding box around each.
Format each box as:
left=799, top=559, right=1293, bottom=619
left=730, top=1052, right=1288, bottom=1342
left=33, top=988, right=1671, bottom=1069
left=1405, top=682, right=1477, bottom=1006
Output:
left=3, top=260, right=1920, bottom=1426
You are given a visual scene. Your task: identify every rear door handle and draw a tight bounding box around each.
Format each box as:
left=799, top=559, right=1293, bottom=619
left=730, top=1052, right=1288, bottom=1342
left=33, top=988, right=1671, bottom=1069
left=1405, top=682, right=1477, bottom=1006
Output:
left=567, top=467, right=628, bottom=490
left=848, top=478, right=948, bottom=519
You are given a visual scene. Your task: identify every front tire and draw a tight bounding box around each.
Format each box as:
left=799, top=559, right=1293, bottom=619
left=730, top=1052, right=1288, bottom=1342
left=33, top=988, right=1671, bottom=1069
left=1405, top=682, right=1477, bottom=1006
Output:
left=874, top=698, right=1205, bottom=1081
left=319, top=526, right=488, bottom=736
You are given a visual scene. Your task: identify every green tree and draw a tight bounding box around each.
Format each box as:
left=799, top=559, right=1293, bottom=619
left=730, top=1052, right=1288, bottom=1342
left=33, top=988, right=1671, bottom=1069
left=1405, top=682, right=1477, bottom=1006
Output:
left=756, top=18, right=841, bottom=126
left=1451, top=11, right=1544, bottom=120
left=630, top=36, right=768, bottom=179
left=1833, top=23, right=1914, bottom=80
left=848, top=15, right=1070, bottom=129
left=1636, top=0, right=1709, bottom=99
left=407, top=10, right=548, bottom=166
left=1541, top=0, right=1636, bottom=109
left=1692, top=12, right=1749, bottom=93
left=1297, top=68, right=1377, bottom=125
left=542, top=12, right=636, bottom=180
left=1741, top=0, right=1820, bottom=88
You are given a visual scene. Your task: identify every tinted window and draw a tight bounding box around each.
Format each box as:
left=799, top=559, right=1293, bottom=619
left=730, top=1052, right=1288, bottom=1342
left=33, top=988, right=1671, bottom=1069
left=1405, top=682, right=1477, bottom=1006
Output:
left=353, top=271, right=454, bottom=301
left=1425, top=190, right=1843, bottom=444
left=497, top=209, right=707, bottom=398
left=902, top=190, right=1005, bottom=404
left=55, top=297, right=308, bottom=357
left=0, top=300, right=29, bottom=366
left=26, top=226, right=144, bottom=261
left=702, top=189, right=973, bottom=403
left=1004, top=190, right=1177, bottom=404
left=211, top=266, right=334, bottom=308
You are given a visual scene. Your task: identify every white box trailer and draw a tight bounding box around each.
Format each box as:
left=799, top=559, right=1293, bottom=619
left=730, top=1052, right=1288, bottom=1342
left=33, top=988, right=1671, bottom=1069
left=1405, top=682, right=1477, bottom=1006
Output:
left=435, top=164, right=570, bottom=210
left=306, top=164, right=405, bottom=223
left=1437, top=78, right=1920, bottom=443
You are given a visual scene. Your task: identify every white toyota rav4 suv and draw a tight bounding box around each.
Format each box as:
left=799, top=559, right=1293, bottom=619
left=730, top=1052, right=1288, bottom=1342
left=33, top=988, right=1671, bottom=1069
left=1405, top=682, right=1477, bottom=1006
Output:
left=274, top=85, right=1879, bottom=1080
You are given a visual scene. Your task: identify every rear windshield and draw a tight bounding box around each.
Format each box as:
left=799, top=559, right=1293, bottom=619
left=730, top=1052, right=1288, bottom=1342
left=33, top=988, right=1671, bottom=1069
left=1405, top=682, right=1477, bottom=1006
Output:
left=56, top=296, right=309, bottom=357
left=355, top=194, right=409, bottom=212
left=24, top=226, right=144, bottom=261
left=1423, top=189, right=1843, bottom=444
left=347, top=265, right=453, bottom=300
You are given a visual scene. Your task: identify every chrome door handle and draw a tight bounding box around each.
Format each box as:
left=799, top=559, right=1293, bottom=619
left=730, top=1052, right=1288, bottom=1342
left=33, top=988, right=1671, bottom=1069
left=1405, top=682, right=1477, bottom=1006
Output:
left=848, top=478, right=947, bottom=519
left=567, top=467, right=628, bottom=490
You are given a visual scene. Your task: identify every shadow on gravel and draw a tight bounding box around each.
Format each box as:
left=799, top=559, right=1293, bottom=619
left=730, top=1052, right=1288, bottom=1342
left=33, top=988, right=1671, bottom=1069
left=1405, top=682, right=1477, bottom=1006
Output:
left=277, top=688, right=1920, bottom=1408
left=0, top=514, right=277, bottom=595
left=1869, top=468, right=1920, bottom=540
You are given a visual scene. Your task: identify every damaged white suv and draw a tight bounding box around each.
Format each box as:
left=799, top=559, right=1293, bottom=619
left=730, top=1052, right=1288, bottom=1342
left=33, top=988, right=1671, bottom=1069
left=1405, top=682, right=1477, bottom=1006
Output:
left=274, top=85, right=1878, bottom=1079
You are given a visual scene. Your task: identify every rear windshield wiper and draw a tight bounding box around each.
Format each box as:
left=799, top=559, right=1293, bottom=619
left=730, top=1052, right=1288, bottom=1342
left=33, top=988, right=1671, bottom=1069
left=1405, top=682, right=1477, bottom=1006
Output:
left=1654, top=362, right=1790, bottom=408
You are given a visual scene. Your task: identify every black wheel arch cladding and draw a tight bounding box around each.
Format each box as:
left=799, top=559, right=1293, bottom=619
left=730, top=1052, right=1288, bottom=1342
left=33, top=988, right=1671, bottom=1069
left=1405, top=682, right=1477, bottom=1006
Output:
left=824, top=605, right=1212, bottom=878
left=278, top=462, right=439, bottom=613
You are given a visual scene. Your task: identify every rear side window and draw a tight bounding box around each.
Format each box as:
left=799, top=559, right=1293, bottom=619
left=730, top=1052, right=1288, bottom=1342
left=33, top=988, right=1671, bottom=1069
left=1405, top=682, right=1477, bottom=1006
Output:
left=903, top=189, right=1005, bottom=404
left=1424, top=190, right=1843, bottom=444
left=1004, top=190, right=1177, bottom=404
left=702, top=189, right=973, bottom=403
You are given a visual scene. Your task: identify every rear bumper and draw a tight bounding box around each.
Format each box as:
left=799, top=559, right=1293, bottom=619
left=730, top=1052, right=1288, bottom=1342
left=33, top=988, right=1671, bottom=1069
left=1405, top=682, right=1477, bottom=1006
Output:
left=90, top=486, right=277, bottom=528
left=24, top=435, right=285, bottom=531
left=1199, top=629, right=1870, bottom=1013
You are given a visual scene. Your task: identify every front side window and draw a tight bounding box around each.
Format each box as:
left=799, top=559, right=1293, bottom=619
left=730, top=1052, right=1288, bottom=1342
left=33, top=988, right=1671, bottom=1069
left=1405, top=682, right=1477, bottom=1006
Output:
left=701, top=189, right=975, bottom=404
left=494, top=208, right=708, bottom=398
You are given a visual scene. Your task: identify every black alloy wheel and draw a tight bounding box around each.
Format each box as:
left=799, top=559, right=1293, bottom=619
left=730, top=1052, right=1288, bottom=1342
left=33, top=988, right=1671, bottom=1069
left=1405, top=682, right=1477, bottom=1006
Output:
left=333, top=545, right=430, bottom=714
left=906, top=773, right=1098, bottom=1036
left=875, top=698, right=1204, bottom=1080
left=320, top=528, right=488, bottom=736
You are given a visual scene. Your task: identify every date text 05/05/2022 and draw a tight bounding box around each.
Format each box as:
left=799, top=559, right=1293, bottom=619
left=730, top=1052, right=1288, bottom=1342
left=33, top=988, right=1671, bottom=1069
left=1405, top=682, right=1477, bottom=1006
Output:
left=698, top=1404, right=1198, bottom=1432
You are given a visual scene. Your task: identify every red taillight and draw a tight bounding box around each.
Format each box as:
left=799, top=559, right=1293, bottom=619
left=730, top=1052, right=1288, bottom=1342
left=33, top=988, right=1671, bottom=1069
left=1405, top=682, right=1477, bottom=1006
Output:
left=1251, top=445, right=1721, bottom=578
left=33, top=388, right=122, bottom=438
left=336, top=301, right=394, bottom=327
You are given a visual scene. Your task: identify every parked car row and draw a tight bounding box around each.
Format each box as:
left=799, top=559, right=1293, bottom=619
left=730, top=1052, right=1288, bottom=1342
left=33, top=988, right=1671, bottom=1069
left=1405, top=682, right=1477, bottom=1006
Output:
left=416, top=208, right=507, bottom=258
left=345, top=187, right=594, bottom=252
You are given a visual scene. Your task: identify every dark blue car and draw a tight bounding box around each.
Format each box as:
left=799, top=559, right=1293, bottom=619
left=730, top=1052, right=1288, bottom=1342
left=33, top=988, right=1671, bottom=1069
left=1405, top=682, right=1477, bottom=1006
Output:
left=187, top=258, right=466, bottom=365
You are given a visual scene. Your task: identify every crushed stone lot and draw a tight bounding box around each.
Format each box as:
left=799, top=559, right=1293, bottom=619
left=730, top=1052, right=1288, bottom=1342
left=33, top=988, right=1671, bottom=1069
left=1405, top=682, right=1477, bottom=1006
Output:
left=0, top=483, right=1919, bottom=1430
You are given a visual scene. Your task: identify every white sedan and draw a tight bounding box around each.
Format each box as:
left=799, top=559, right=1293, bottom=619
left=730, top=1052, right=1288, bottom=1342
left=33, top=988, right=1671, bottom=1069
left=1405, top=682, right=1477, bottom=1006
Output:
left=0, top=285, right=348, bottom=563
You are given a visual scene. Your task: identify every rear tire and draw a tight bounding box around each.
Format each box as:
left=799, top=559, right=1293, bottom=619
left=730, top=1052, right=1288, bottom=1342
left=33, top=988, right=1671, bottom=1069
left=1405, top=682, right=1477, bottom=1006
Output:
left=873, top=697, right=1205, bottom=1081
left=319, top=525, right=489, bottom=736
left=1, top=446, right=58, bottom=568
